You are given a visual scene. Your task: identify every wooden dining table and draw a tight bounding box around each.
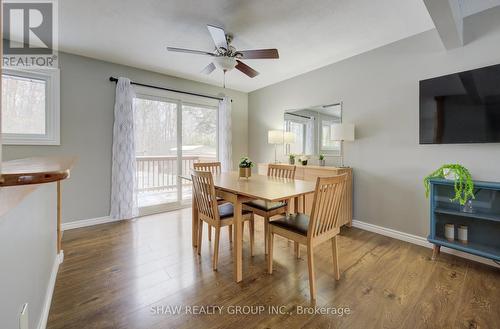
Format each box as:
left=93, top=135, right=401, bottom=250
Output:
left=181, top=171, right=316, bottom=283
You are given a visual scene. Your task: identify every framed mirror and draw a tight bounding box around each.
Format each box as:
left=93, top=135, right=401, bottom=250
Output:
left=284, top=103, right=342, bottom=156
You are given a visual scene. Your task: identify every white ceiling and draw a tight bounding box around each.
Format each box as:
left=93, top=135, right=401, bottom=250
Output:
left=59, top=0, right=435, bottom=92
left=458, top=0, right=500, bottom=17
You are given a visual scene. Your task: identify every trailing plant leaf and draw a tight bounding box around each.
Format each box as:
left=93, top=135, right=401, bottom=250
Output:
left=424, top=164, right=475, bottom=205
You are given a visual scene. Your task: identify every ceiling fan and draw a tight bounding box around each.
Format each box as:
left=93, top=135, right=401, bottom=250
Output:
left=167, top=25, right=279, bottom=84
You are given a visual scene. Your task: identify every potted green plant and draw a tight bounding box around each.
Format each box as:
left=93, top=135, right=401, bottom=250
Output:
left=239, top=157, right=254, bottom=178
left=289, top=154, right=295, bottom=165
left=424, top=164, right=474, bottom=206
left=298, top=155, right=309, bottom=166
left=319, top=154, right=326, bottom=166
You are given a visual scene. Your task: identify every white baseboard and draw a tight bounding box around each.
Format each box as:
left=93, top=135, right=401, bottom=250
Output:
left=62, top=216, right=120, bottom=231
left=352, top=219, right=499, bottom=268
left=37, top=252, right=63, bottom=329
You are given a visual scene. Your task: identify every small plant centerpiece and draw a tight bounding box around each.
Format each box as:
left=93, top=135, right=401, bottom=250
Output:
left=298, top=155, right=309, bottom=166
left=289, top=154, right=296, bottom=165
left=319, top=154, right=326, bottom=166
left=424, top=164, right=475, bottom=206
left=239, top=156, right=254, bottom=178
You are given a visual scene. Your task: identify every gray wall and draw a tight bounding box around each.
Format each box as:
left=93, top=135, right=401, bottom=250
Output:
left=248, top=8, right=500, bottom=237
left=0, top=184, right=57, bottom=329
left=3, top=53, right=248, bottom=223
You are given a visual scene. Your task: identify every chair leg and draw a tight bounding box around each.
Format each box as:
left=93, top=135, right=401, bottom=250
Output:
left=307, top=246, right=316, bottom=302
left=228, top=225, right=233, bottom=243
left=249, top=215, right=255, bottom=257
left=264, top=217, right=269, bottom=255
left=332, top=236, right=340, bottom=280
left=294, top=242, right=300, bottom=258
left=268, top=231, right=274, bottom=274
left=213, top=227, right=221, bottom=271
left=208, top=224, right=212, bottom=241
left=197, top=220, right=203, bottom=255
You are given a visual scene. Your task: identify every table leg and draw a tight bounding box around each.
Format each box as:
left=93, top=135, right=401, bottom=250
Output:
left=293, top=196, right=300, bottom=256
left=233, top=195, right=243, bottom=282
left=294, top=196, right=299, bottom=213
left=192, top=190, right=199, bottom=248
left=57, top=181, right=62, bottom=254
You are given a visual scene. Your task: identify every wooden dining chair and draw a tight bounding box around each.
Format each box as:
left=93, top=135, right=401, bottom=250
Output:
left=243, top=164, right=296, bottom=255
left=267, top=174, right=347, bottom=302
left=191, top=170, right=255, bottom=270
left=193, top=162, right=228, bottom=242
left=193, top=161, right=222, bottom=175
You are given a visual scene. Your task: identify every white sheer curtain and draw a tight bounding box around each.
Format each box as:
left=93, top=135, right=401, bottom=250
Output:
left=110, top=77, right=138, bottom=220
left=305, top=117, right=315, bottom=155
left=218, top=97, right=232, bottom=172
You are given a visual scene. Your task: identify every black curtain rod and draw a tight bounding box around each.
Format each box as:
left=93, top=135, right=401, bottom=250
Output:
left=286, top=112, right=312, bottom=119
left=109, top=77, right=228, bottom=102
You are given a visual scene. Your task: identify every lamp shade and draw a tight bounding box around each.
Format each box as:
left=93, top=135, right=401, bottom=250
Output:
left=330, top=123, right=355, bottom=141
left=268, top=130, right=284, bottom=144
left=283, top=131, right=296, bottom=144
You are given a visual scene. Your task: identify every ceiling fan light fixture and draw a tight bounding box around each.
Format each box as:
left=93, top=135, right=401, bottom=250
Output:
left=214, top=56, right=236, bottom=72
left=167, top=24, right=277, bottom=79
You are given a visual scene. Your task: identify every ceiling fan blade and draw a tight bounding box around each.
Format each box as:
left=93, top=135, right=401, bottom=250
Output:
left=235, top=60, right=259, bottom=78
left=238, top=49, right=279, bottom=59
left=167, top=47, right=214, bottom=56
left=207, top=25, right=228, bottom=50
left=201, top=62, right=216, bottom=75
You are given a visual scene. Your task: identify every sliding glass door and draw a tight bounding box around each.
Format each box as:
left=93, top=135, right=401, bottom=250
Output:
left=134, top=96, right=179, bottom=213
left=134, top=93, right=218, bottom=215
left=181, top=103, right=218, bottom=202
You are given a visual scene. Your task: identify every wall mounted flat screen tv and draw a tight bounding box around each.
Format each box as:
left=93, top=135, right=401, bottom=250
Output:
left=419, top=63, right=500, bottom=144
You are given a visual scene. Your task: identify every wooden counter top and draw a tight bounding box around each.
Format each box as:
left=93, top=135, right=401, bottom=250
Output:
left=1, top=156, right=77, bottom=253
left=1, top=156, right=77, bottom=187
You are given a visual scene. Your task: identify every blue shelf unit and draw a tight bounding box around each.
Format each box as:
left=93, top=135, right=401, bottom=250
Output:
left=428, top=178, right=500, bottom=262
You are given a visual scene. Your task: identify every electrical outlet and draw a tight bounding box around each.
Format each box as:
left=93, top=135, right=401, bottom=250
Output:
left=19, top=303, right=28, bottom=329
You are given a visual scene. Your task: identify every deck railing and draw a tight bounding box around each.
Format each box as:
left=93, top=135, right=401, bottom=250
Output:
left=136, top=155, right=215, bottom=192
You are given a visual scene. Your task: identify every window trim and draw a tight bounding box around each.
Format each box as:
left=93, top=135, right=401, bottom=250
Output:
left=2, top=68, right=60, bottom=145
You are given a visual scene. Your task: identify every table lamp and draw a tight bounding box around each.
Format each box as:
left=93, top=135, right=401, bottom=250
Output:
left=268, top=130, right=284, bottom=163
left=330, top=123, right=355, bottom=167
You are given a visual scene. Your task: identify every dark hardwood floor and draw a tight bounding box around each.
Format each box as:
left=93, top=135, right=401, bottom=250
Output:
left=47, top=208, right=500, bottom=329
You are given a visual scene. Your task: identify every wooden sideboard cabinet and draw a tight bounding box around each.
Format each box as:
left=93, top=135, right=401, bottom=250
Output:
left=257, top=163, right=353, bottom=227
